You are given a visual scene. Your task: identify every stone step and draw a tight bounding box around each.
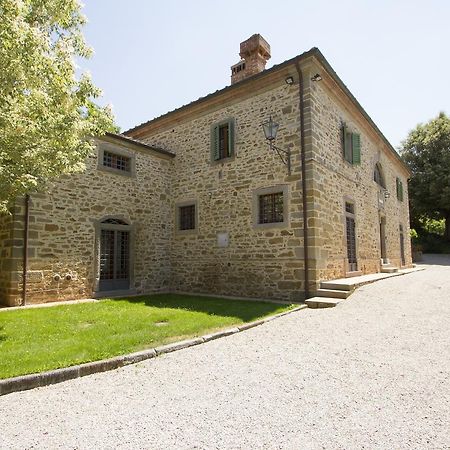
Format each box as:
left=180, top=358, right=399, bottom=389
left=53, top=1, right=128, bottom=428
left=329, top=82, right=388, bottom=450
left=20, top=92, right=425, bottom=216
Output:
left=306, top=297, right=342, bottom=309
left=315, top=288, right=351, bottom=299
left=381, top=267, right=398, bottom=273
left=320, top=281, right=353, bottom=291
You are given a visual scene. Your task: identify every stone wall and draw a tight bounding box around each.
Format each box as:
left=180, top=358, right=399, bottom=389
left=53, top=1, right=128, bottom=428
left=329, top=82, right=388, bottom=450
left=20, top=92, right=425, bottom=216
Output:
left=137, top=82, right=308, bottom=301
left=0, top=137, right=173, bottom=306
left=0, top=55, right=413, bottom=306
left=0, top=211, right=15, bottom=304
left=307, top=73, right=412, bottom=284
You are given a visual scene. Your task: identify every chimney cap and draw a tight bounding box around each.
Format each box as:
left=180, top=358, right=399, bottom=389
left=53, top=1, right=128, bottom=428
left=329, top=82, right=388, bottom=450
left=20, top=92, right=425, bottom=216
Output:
left=239, top=34, right=271, bottom=59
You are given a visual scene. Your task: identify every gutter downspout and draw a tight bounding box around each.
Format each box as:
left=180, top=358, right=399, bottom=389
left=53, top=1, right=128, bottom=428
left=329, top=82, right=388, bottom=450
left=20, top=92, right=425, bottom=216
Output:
left=22, top=194, right=30, bottom=306
left=295, top=61, right=310, bottom=299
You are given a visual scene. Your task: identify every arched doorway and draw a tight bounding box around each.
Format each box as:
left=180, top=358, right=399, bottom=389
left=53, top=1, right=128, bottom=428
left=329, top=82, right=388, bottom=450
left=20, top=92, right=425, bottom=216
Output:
left=97, top=218, right=131, bottom=291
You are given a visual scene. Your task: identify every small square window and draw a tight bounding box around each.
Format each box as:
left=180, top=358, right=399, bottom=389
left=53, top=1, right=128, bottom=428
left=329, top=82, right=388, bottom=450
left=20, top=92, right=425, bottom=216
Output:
left=179, top=204, right=196, bottom=231
left=259, top=192, right=284, bottom=224
left=103, top=150, right=131, bottom=172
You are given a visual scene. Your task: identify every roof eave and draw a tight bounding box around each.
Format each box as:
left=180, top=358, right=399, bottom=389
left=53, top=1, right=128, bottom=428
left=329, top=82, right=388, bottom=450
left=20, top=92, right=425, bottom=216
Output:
left=124, top=48, right=410, bottom=176
left=101, top=132, right=175, bottom=158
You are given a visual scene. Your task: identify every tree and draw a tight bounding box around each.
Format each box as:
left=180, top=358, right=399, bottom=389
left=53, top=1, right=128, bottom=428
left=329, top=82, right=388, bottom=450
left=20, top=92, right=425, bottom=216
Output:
left=0, top=0, right=115, bottom=213
left=401, top=112, right=450, bottom=241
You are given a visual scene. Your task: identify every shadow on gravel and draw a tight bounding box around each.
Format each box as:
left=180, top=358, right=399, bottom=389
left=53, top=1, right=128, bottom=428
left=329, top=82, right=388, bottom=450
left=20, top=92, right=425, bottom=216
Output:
left=419, top=253, right=450, bottom=266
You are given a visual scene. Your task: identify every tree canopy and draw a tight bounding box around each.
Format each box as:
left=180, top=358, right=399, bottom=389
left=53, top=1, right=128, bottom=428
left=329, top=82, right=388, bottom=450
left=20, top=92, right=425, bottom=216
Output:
left=401, top=112, right=450, bottom=241
left=0, top=0, right=115, bottom=212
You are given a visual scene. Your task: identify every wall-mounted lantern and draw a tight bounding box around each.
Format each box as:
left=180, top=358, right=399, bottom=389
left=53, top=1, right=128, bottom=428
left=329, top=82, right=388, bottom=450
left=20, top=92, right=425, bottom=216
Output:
left=261, top=116, right=291, bottom=174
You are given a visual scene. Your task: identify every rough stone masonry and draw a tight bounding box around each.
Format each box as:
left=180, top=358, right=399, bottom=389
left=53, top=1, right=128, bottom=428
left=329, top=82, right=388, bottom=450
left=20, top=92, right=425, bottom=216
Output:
left=0, top=35, right=411, bottom=306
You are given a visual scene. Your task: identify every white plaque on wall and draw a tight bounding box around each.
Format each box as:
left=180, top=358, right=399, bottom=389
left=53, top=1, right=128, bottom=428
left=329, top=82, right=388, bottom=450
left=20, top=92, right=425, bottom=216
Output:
left=217, top=232, right=229, bottom=248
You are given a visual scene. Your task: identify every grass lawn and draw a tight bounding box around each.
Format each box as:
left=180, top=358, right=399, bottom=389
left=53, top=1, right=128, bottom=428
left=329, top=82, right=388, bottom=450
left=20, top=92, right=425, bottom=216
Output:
left=0, top=294, right=293, bottom=379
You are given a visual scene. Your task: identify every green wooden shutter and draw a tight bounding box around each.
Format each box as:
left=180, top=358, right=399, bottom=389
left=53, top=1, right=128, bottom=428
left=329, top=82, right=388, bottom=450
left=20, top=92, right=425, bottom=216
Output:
left=341, top=124, right=347, bottom=159
left=397, top=178, right=403, bottom=202
left=211, top=124, right=219, bottom=161
left=352, top=133, right=361, bottom=165
left=228, top=119, right=235, bottom=157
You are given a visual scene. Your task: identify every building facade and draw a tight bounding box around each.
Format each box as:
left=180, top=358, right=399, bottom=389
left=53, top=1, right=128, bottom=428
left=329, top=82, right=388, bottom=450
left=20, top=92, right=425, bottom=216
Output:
left=0, top=35, right=412, bottom=306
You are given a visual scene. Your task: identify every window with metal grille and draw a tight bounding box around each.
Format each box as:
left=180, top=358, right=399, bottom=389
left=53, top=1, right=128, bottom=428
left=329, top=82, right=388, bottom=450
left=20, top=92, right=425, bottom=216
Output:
left=259, top=192, right=284, bottom=224
left=345, top=201, right=357, bottom=272
left=346, top=216, right=357, bottom=268
left=103, top=150, right=131, bottom=172
left=179, top=204, right=196, bottom=230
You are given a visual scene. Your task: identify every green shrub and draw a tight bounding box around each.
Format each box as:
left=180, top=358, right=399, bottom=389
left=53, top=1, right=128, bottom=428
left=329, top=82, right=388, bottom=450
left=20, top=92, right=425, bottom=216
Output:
left=420, top=218, right=445, bottom=236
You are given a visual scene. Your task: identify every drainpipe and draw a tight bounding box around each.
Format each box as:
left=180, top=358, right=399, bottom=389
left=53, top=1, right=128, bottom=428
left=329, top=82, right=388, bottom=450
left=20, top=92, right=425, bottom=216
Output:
left=295, top=61, right=310, bottom=299
left=22, top=194, right=30, bottom=306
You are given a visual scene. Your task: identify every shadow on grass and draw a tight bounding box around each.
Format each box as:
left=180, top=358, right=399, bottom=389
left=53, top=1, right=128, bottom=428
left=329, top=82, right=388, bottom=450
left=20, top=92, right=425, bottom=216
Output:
left=109, top=293, right=290, bottom=323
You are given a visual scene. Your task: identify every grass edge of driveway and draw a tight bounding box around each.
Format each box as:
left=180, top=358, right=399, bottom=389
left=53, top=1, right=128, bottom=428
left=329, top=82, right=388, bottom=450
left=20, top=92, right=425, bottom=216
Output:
left=0, top=293, right=294, bottom=379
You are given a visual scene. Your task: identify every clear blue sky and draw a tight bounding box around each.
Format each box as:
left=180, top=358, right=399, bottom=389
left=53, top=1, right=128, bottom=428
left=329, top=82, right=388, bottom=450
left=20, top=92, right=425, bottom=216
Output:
left=80, top=0, right=449, bottom=149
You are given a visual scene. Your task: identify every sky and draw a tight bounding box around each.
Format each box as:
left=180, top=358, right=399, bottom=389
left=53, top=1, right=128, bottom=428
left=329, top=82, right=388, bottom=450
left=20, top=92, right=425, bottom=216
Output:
left=80, top=0, right=450, bottom=149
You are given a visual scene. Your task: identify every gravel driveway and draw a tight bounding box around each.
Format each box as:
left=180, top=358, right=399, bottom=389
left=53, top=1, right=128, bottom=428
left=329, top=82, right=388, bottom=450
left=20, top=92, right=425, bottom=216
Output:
left=1, top=255, right=449, bottom=450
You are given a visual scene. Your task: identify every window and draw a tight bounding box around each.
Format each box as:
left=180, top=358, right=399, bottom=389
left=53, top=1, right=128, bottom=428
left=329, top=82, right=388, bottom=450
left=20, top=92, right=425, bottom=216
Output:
left=211, top=119, right=235, bottom=161
left=396, top=177, right=404, bottom=201
left=345, top=202, right=355, bottom=214
left=94, top=216, right=134, bottom=293
left=103, top=150, right=131, bottom=172
left=341, top=123, right=361, bottom=165
left=179, top=204, right=196, bottom=231
left=259, top=192, right=284, bottom=224
left=344, top=201, right=357, bottom=272
left=98, top=144, right=135, bottom=177
left=373, top=163, right=386, bottom=188
left=253, top=186, right=288, bottom=229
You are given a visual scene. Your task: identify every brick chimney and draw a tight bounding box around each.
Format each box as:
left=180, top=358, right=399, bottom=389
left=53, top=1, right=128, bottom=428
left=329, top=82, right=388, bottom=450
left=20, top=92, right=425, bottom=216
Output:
left=230, top=34, right=271, bottom=85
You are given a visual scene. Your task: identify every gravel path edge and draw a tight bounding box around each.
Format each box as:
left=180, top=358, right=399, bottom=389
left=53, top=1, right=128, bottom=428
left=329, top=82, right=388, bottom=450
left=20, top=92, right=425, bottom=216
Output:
left=0, top=304, right=307, bottom=397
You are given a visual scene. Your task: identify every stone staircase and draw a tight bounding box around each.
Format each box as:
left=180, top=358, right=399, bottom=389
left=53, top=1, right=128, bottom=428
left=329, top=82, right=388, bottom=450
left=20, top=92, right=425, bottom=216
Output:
left=381, top=263, right=399, bottom=273
left=305, top=264, right=405, bottom=309
left=306, top=280, right=353, bottom=309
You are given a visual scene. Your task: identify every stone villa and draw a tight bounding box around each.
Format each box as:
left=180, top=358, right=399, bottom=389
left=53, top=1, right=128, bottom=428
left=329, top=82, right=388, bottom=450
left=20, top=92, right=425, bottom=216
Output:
left=0, top=34, right=412, bottom=306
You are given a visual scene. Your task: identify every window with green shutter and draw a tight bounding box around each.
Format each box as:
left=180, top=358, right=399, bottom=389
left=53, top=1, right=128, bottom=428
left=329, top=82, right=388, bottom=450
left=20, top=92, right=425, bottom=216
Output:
left=341, top=123, right=361, bottom=165
left=396, top=178, right=404, bottom=201
left=211, top=119, right=235, bottom=161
